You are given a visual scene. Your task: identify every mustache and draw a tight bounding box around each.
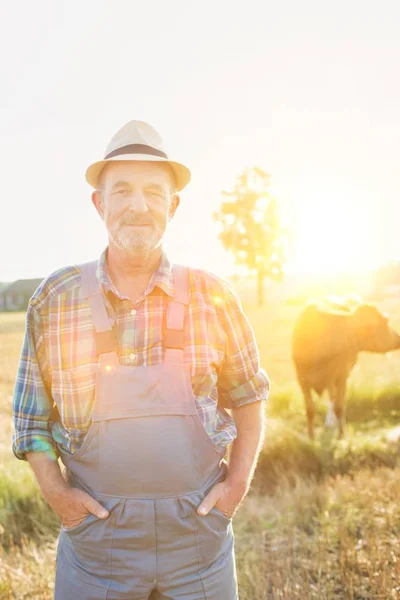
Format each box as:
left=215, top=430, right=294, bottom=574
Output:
left=122, top=217, right=153, bottom=226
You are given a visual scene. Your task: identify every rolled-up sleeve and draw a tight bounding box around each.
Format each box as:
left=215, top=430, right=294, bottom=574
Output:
left=217, top=284, right=270, bottom=409
left=12, top=303, right=57, bottom=461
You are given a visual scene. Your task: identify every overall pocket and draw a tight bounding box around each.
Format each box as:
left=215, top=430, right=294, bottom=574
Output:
left=62, top=511, right=96, bottom=534
left=61, top=496, right=122, bottom=572
left=179, top=491, right=233, bottom=571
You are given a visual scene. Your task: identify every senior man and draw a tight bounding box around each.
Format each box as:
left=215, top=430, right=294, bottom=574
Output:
left=12, top=120, right=269, bottom=600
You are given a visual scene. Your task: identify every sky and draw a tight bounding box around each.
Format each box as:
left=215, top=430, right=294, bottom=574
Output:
left=1, top=0, right=399, bottom=281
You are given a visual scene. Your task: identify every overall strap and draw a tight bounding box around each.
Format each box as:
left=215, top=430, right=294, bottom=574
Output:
left=164, top=265, right=189, bottom=364
left=80, top=261, right=118, bottom=356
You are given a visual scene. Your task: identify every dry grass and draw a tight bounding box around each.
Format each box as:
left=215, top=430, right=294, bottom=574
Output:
left=0, top=539, right=56, bottom=600
left=1, top=288, right=400, bottom=599
left=236, top=467, right=400, bottom=599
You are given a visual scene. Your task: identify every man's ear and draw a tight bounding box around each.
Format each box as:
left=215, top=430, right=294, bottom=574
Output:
left=169, top=194, right=180, bottom=220
left=92, top=191, right=104, bottom=219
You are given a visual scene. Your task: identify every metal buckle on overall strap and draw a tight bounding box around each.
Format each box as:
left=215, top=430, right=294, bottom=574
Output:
left=94, top=326, right=118, bottom=355
left=164, top=328, right=184, bottom=350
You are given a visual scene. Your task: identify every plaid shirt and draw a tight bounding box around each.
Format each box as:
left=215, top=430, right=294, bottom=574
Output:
left=12, top=248, right=269, bottom=461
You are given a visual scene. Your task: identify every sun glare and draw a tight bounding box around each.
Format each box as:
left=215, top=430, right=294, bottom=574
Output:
left=289, top=183, right=372, bottom=276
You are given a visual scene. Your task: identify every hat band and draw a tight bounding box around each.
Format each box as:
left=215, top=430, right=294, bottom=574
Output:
left=104, top=144, right=168, bottom=160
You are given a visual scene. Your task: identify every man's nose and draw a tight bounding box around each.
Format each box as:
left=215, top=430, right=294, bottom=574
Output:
left=128, top=191, right=150, bottom=213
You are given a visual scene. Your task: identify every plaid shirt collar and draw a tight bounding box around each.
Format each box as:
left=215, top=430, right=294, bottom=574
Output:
left=96, top=247, right=175, bottom=301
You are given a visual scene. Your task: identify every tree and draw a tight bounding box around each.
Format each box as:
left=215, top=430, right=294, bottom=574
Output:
left=214, top=167, right=288, bottom=306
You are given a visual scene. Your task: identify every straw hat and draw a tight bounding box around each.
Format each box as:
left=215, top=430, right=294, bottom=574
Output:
left=85, top=120, right=191, bottom=191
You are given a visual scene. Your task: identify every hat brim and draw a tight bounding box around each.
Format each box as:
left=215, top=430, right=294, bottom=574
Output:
left=85, top=155, right=191, bottom=192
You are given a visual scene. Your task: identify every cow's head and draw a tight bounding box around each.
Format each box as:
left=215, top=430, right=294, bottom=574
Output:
left=351, top=304, right=400, bottom=352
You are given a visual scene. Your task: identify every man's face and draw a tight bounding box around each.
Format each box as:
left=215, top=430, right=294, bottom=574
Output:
left=93, top=161, right=179, bottom=257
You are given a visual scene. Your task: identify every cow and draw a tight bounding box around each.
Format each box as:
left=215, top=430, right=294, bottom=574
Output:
left=292, top=296, right=400, bottom=439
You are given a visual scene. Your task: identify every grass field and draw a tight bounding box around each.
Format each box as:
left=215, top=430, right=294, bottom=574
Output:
left=1, top=288, right=400, bottom=599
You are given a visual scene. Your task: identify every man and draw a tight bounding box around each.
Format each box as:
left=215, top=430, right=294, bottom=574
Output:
left=12, top=120, right=269, bottom=600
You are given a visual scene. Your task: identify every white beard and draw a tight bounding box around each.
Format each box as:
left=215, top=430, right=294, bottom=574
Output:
left=110, top=222, right=164, bottom=256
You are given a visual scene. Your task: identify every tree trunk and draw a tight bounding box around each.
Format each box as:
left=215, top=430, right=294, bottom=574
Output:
left=257, top=269, right=265, bottom=306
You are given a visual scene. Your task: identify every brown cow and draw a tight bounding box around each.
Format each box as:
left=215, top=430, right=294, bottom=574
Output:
left=292, top=297, right=400, bottom=439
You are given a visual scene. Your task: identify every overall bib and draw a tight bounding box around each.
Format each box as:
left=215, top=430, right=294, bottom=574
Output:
left=54, top=262, right=238, bottom=600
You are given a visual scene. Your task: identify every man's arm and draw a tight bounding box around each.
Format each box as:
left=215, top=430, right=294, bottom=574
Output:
left=226, top=401, right=265, bottom=489
left=12, top=304, right=60, bottom=462
left=197, top=281, right=269, bottom=518
left=26, top=452, right=109, bottom=528
left=198, top=401, right=265, bottom=518
left=13, top=303, right=108, bottom=528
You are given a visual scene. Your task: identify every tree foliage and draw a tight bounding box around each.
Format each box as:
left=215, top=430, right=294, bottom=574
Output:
left=214, top=167, right=288, bottom=304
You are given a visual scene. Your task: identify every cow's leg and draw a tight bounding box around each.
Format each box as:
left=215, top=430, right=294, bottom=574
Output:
left=301, top=382, right=315, bottom=440
left=334, top=377, right=347, bottom=438
left=325, top=385, right=338, bottom=428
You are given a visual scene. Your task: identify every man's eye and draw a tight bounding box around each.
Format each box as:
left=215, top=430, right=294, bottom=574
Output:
left=113, top=189, right=127, bottom=196
left=147, top=190, right=164, bottom=199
